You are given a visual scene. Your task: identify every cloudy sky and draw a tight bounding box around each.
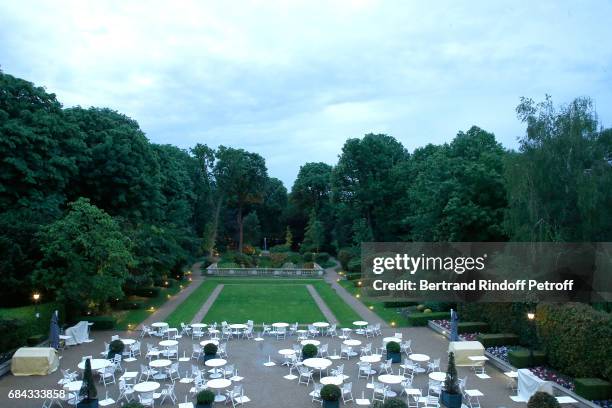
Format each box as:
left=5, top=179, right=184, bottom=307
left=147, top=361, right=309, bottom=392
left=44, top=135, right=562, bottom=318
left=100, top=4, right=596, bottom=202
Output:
left=1, top=1, right=611, bottom=187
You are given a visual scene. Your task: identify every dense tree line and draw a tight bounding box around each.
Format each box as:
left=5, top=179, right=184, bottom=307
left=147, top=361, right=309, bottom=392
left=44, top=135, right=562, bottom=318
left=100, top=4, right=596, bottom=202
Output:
left=1, top=70, right=610, bottom=309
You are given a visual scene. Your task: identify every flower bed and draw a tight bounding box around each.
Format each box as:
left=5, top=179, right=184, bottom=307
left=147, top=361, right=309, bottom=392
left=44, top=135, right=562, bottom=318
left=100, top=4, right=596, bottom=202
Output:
left=486, top=346, right=511, bottom=363
left=431, top=320, right=479, bottom=341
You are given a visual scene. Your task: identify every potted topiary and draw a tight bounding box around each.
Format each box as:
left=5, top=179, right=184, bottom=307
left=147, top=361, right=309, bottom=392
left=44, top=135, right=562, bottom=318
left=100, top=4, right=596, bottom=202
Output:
left=527, top=392, right=561, bottom=408
left=440, top=352, right=462, bottom=408
left=107, top=339, right=124, bottom=360
left=77, top=359, right=98, bottom=408
left=302, top=344, right=318, bottom=360
left=203, top=343, right=218, bottom=362
left=382, top=398, right=409, bottom=408
left=320, top=384, right=341, bottom=408
left=386, top=341, right=401, bottom=363
left=196, top=389, right=216, bottom=408
left=122, top=402, right=145, bottom=408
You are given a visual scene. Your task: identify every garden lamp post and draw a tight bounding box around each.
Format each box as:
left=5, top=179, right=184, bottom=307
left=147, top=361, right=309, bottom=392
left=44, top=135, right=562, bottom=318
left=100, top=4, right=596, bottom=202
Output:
left=33, top=293, right=41, bottom=318
left=527, top=311, right=535, bottom=366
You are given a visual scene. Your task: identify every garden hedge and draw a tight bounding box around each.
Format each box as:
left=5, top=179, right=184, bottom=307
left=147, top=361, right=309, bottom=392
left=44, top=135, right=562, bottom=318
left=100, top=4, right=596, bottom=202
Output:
left=537, top=303, right=612, bottom=381
left=27, top=334, right=47, bottom=346
left=476, top=333, right=519, bottom=347
left=124, top=286, right=161, bottom=298
left=79, top=316, right=116, bottom=330
left=383, top=301, right=417, bottom=308
left=508, top=348, right=547, bottom=368
left=573, top=378, right=612, bottom=401
left=407, top=311, right=450, bottom=326
left=0, top=303, right=63, bottom=353
left=458, top=322, right=489, bottom=334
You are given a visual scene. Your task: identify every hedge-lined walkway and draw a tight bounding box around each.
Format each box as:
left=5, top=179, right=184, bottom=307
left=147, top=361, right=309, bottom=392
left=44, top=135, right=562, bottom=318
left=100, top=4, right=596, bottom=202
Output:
left=137, top=262, right=204, bottom=329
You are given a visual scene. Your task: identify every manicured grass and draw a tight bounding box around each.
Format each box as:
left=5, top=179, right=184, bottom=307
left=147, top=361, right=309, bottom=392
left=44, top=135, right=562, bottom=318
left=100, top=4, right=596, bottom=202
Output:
left=166, top=280, right=218, bottom=327
left=203, top=281, right=326, bottom=324
left=339, top=280, right=410, bottom=327
left=310, top=281, right=361, bottom=327
left=113, top=283, right=186, bottom=330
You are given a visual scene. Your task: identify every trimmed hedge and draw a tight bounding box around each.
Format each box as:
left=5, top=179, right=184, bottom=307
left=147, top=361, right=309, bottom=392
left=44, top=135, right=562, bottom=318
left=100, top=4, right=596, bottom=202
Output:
left=574, top=378, right=612, bottom=401
left=27, top=334, right=46, bottom=346
left=383, top=301, right=417, bottom=308
left=407, top=311, right=450, bottom=326
left=114, top=300, right=144, bottom=310
left=79, top=316, right=116, bottom=330
left=347, top=258, right=361, bottom=273
left=458, top=322, right=489, bottom=334
left=124, top=286, right=161, bottom=298
left=537, top=303, right=612, bottom=381
left=476, top=333, right=519, bottom=348
left=508, top=348, right=547, bottom=368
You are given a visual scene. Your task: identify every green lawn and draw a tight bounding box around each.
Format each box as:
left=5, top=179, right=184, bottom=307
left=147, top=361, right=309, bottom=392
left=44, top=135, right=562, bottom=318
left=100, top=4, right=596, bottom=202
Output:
left=165, top=280, right=218, bottom=327
left=339, top=280, right=410, bottom=327
left=310, top=281, right=361, bottom=327
left=202, top=280, right=326, bottom=324
left=113, top=283, right=185, bottom=330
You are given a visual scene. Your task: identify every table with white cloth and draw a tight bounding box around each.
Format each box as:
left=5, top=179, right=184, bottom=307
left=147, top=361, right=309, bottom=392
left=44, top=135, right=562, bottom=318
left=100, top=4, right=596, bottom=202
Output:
left=11, top=347, right=60, bottom=376
left=448, top=341, right=485, bottom=367
left=383, top=337, right=402, bottom=346
left=64, top=321, right=91, bottom=346
left=120, top=339, right=136, bottom=346
left=272, top=322, right=289, bottom=328
left=313, top=322, right=329, bottom=328
left=343, top=339, right=361, bottom=357
left=159, top=340, right=178, bottom=347
left=360, top=355, right=381, bottom=363
left=229, top=323, right=248, bottom=330
left=516, top=368, right=554, bottom=402
left=301, top=340, right=320, bottom=346
left=200, top=339, right=219, bottom=347
left=78, top=358, right=111, bottom=371
left=63, top=380, right=83, bottom=404
left=191, top=323, right=207, bottom=328
left=353, top=321, right=368, bottom=334
left=207, top=378, right=231, bottom=402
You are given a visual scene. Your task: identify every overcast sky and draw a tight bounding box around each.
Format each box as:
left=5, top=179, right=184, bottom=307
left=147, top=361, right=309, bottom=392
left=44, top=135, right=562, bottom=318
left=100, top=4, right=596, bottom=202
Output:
left=1, top=1, right=611, bottom=187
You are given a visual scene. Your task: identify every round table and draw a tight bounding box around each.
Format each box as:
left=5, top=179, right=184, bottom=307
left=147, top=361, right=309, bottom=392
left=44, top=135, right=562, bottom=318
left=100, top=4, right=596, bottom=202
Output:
left=272, top=322, right=289, bottom=328
left=429, top=371, right=446, bottom=382
left=360, top=355, right=382, bottom=363
left=133, top=381, right=160, bottom=393
left=278, top=349, right=296, bottom=356
left=343, top=339, right=361, bottom=357
left=321, top=375, right=343, bottom=385
left=378, top=374, right=404, bottom=397
left=313, top=322, right=329, bottom=328
left=205, top=358, right=227, bottom=379
left=151, top=322, right=168, bottom=328
left=339, top=328, right=353, bottom=339
left=191, top=323, right=207, bottom=328
left=78, top=359, right=111, bottom=370
left=301, top=339, right=320, bottom=346
left=200, top=339, right=219, bottom=347
left=63, top=381, right=83, bottom=392
left=159, top=340, right=178, bottom=347
left=149, top=359, right=171, bottom=379
left=229, top=323, right=248, bottom=330
left=303, top=358, right=332, bottom=371
left=120, top=338, right=136, bottom=346
left=207, top=378, right=231, bottom=402
left=383, top=337, right=401, bottom=345
left=353, top=320, right=368, bottom=334
left=408, top=354, right=430, bottom=373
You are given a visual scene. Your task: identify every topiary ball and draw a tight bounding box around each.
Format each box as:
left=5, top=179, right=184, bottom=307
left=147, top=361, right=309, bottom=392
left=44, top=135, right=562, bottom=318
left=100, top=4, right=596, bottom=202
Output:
left=527, top=392, right=561, bottom=408
left=203, top=343, right=218, bottom=355
left=382, top=398, right=409, bottom=408
left=320, top=384, right=341, bottom=401
left=386, top=341, right=401, bottom=354
left=302, top=344, right=318, bottom=359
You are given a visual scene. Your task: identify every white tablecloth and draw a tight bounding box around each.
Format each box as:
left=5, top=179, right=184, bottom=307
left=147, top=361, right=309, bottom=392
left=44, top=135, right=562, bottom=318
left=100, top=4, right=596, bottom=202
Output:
left=517, top=369, right=554, bottom=402
left=448, top=341, right=484, bottom=367
left=64, top=321, right=90, bottom=346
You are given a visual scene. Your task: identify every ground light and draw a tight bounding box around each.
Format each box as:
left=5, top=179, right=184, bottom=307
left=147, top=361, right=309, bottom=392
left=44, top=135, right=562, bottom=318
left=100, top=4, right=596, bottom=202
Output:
left=527, top=311, right=536, bottom=365
left=32, top=293, right=40, bottom=318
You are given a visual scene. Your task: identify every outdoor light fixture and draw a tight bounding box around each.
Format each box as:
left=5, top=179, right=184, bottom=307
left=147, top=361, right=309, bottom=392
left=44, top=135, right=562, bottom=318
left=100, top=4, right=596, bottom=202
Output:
left=527, top=312, right=535, bottom=320
left=32, top=293, right=41, bottom=318
left=32, top=293, right=40, bottom=301
left=369, top=306, right=374, bottom=310
left=358, top=281, right=362, bottom=286
left=356, top=294, right=360, bottom=298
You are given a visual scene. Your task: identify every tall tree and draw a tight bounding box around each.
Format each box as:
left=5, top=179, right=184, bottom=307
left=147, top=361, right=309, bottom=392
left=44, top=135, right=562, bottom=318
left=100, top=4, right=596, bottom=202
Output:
left=302, top=210, right=325, bottom=252
left=34, top=198, right=134, bottom=312
left=214, top=146, right=268, bottom=252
